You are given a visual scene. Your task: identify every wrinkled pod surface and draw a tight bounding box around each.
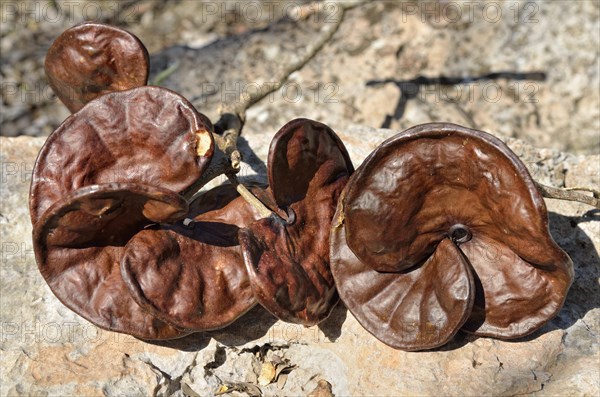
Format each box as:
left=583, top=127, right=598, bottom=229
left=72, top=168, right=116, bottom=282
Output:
left=120, top=184, right=264, bottom=332
left=239, top=118, right=354, bottom=326
left=33, top=183, right=190, bottom=339
left=30, top=84, right=214, bottom=339
left=44, top=22, right=150, bottom=112
left=330, top=123, right=573, bottom=351
left=29, top=85, right=214, bottom=225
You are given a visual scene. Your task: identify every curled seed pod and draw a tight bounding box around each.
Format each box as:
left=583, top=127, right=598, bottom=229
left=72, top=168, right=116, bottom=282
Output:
left=331, top=123, right=573, bottom=350
left=45, top=22, right=150, bottom=112
left=330, top=217, right=475, bottom=351
left=120, top=184, right=265, bottom=331
left=33, top=183, right=190, bottom=340
left=29, top=85, right=214, bottom=225
left=239, top=119, right=354, bottom=326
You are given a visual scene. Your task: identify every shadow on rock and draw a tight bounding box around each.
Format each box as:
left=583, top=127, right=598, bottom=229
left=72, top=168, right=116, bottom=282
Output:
left=237, top=136, right=268, bottom=179
left=140, top=332, right=211, bottom=352
left=435, top=332, right=476, bottom=352
left=366, top=71, right=547, bottom=128
left=318, top=301, right=348, bottom=342
left=209, top=305, right=279, bottom=346
left=547, top=209, right=600, bottom=330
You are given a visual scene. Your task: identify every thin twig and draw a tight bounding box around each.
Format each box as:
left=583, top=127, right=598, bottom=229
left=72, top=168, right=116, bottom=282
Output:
left=218, top=0, right=353, bottom=117
left=182, top=114, right=245, bottom=202
left=214, top=112, right=243, bottom=171
left=226, top=173, right=274, bottom=218
left=562, top=186, right=600, bottom=196
left=185, top=1, right=357, bottom=205
left=535, top=182, right=600, bottom=209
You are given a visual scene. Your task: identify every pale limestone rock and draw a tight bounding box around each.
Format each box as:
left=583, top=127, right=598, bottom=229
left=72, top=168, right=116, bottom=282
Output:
left=4, top=2, right=598, bottom=156
left=1, top=126, right=598, bottom=397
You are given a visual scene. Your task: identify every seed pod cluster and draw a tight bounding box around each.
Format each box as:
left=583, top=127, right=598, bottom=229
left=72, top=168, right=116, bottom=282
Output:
left=330, top=123, right=574, bottom=350
left=31, top=23, right=573, bottom=349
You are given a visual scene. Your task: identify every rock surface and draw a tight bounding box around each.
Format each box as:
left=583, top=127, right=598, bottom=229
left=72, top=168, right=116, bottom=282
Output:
left=1, top=125, right=598, bottom=397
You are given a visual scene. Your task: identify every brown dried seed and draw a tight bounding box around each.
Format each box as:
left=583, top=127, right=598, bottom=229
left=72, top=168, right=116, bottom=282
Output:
left=331, top=123, right=573, bottom=350
left=120, top=185, right=264, bottom=332
left=29, top=85, right=213, bottom=225
left=33, top=183, right=190, bottom=340
left=240, top=118, right=354, bottom=326
left=45, top=22, right=150, bottom=112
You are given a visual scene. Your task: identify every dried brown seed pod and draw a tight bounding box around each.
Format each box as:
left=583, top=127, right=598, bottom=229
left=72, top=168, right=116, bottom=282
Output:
left=33, top=183, right=190, bottom=340
left=239, top=119, right=354, bottom=326
left=330, top=123, right=573, bottom=350
left=120, top=184, right=264, bottom=331
left=29, top=85, right=214, bottom=225
left=44, top=22, right=149, bottom=112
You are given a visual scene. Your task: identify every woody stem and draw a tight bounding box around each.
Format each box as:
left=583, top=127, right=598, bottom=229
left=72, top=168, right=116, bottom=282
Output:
left=535, top=182, right=600, bottom=209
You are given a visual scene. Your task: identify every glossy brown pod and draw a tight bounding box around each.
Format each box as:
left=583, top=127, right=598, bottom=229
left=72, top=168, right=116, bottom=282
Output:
left=330, top=214, right=474, bottom=351
left=331, top=123, right=573, bottom=350
left=239, top=119, right=354, bottom=325
left=33, top=183, right=190, bottom=340
left=29, top=85, right=214, bottom=225
left=121, top=185, right=263, bottom=331
left=45, top=22, right=149, bottom=112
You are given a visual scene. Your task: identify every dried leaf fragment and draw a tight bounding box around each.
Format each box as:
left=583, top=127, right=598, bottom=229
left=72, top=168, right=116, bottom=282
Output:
left=258, top=362, right=277, bottom=386
left=181, top=382, right=201, bottom=397
left=216, top=382, right=262, bottom=397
